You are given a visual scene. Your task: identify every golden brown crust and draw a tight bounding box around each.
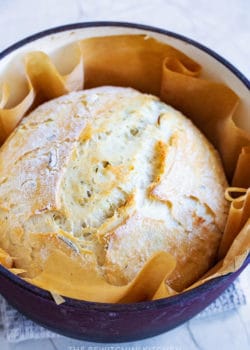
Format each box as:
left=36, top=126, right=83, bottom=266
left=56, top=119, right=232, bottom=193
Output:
left=0, top=86, right=229, bottom=294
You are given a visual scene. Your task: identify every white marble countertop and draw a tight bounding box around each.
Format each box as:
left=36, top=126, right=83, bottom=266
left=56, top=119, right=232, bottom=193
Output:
left=0, top=0, right=249, bottom=349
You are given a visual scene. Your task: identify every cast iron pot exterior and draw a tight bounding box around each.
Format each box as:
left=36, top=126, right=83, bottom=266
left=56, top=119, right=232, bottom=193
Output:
left=0, top=22, right=249, bottom=342
left=0, top=257, right=249, bottom=342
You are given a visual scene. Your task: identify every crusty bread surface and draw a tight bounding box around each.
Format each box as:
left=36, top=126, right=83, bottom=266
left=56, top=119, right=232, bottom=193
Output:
left=0, top=86, right=229, bottom=291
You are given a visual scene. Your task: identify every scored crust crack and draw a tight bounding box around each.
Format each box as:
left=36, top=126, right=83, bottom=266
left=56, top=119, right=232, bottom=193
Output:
left=0, top=86, right=229, bottom=293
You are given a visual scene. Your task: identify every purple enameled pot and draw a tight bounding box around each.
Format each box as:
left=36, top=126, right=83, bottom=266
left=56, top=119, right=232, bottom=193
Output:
left=0, top=22, right=249, bottom=342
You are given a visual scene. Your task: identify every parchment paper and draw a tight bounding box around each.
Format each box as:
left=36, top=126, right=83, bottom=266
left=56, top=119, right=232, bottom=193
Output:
left=0, top=35, right=249, bottom=302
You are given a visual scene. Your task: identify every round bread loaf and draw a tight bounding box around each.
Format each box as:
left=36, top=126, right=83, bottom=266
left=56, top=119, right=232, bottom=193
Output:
left=0, top=86, right=228, bottom=292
